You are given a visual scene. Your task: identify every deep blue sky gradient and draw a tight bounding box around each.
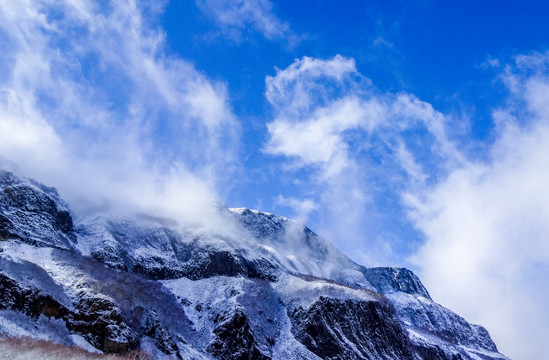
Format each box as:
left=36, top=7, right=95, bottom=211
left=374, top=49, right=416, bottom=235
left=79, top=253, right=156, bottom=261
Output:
left=158, top=1, right=549, bottom=256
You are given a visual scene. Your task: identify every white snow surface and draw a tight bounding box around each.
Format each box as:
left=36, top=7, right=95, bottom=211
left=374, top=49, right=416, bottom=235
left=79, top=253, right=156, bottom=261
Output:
left=0, top=170, right=510, bottom=359
left=70, top=334, right=102, bottom=354
left=74, top=207, right=377, bottom=290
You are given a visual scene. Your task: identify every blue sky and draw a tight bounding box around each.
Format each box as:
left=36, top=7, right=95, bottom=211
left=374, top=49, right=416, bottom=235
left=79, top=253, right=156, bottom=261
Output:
left=1, top=1, right=549, bottom=358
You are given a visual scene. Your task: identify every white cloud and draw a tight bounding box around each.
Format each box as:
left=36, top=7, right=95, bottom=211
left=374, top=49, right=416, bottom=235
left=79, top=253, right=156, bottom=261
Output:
left=264, top=55, right=457, bottom=263
left=196, top=0, right=295, bottom=43
left=265, top=52, right=549, bottom=359
left=0, top=0, right=240, bottom=226
left=266, top=97, right=370, bottom=178
left=275, top=195, right=318, bottom=224
left=0, top=89, right=64, bottom=172
left=395, top=140, right=427, bottom=184
left=409, top=51, right=549, bottom=359
left=265, top=56, right=361, bottom=115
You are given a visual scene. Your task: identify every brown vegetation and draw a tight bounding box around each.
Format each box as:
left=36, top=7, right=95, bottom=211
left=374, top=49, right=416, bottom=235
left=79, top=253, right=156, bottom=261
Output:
left=0, top=336, right=151, bottom=360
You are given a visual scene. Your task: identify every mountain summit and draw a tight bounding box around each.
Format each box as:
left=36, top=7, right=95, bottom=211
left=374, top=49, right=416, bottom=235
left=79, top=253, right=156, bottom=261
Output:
left=0, top=169, right=508, bottom=359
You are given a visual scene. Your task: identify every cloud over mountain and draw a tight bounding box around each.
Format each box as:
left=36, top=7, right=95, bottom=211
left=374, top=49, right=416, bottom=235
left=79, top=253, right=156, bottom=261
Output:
left=409, top=51, right=549, bottom=359
left=264, top=55, right=458, bottom=264
left=0, top=0, right=239, bottom=224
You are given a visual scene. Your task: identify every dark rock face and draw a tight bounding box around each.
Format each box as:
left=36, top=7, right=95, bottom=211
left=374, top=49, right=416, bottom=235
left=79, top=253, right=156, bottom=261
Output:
left=141, top=310, right=179, bottom=355
left=414, top=344, right=468, bottom=360
left=179, top=250, right=278, bottom=282
left=90, top=243, right=128, bottom=271
left=0, top=214, right=22, bottom=241
left=290, top=296, right=414, bottom=360
left=80, top=217, right=280, bottom=282
left=0, top=271, right=138, bottom=354
left=68, top=292, right=138, bottom=353
left=362, top=267, right=431, bottom=299
left=0, top=273, right=68, bottom=319
left=386, top=292, right=501, bottom=359
left=183, top=250, right=248, bottom=280
left=0, top=170, right=76, bottom=248
left=208, top=308, right=270, bottom=360
left=131, top=256, right=186, bottom=280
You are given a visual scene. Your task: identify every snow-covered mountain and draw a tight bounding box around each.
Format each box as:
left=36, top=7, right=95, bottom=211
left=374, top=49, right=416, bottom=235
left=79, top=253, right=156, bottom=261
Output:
left=0, top=169, right=509, bottom=359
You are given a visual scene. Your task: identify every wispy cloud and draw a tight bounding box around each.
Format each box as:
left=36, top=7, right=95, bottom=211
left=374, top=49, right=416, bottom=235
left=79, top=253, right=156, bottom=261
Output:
left=275, top=195, right=318, bottom=224
left=408, top=51, right=549, bottom=360
left=0, top=0, right=240, bottom=226
left=265, top=52, right=549, bottom=359
left=264, top=55, right=458, bottom=264
left=196, top=0, right=297, bottom=44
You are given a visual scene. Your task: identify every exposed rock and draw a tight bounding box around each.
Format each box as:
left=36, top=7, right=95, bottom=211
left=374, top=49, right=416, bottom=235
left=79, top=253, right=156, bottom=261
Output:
left=387, top=292, right=500, bottom=358
left=68, top=292, right=138, bottom=353
left=362, top=267, right=431, bottom=299
left=0, top=170, right=509, bottom=360
left=290, top=296, right=414, bottom=359
left=0, top=273, right=68, bottom=319
left=0, top=170, right=76, bottom=249
left=0, top=214, right=22, bottom=241
left=90, top=245, right=128, bottom=271
left=132, top=256, right=185, bottom=280
left=181, top=250, right=278, bottom=281
left=207, top=308, right=270, bottom=360
left=141, top=310, right=179, bottom=355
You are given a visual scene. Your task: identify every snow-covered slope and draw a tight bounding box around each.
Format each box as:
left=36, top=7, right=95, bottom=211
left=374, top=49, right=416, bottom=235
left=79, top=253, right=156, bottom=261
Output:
left=0, top=170, right=509, bottom=359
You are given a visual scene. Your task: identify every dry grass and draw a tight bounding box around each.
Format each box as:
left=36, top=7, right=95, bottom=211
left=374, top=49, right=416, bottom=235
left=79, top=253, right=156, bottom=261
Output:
left=0, top=336, right=151, bottom=360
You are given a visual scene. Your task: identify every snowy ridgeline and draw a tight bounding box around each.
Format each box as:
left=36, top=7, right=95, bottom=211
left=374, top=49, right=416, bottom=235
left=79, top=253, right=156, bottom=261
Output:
left=0, top=169, right=509, bottom=359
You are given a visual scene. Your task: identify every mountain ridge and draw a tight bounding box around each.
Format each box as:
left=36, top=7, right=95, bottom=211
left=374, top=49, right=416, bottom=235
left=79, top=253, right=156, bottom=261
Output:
left=0, top=169, right=508, bottom=359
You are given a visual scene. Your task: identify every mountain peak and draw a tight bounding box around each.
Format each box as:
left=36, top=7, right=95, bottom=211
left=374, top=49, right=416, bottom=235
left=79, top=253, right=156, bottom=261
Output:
left=0, top=170, right=508, bottom=359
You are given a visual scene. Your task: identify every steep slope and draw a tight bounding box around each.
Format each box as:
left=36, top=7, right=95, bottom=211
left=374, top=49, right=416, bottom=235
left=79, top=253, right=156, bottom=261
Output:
left=0, top=170, right=509, bottom=359
left=0, top=170, right=76, bottom=249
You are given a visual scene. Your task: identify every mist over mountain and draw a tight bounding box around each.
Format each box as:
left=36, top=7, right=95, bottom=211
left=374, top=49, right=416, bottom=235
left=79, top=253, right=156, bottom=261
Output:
left=0, top=169, right=509, bottom=359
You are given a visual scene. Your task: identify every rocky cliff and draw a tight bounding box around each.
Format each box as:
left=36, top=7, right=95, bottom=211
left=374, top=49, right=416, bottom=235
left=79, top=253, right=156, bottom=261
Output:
left=0, top=170, right=508, bottom=359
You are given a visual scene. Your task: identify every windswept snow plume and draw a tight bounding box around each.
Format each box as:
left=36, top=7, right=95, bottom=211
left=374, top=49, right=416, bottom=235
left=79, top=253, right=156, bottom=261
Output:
left=0, top=1, right=240, bottom=226
left=408, top=51, right=549, bottom=360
